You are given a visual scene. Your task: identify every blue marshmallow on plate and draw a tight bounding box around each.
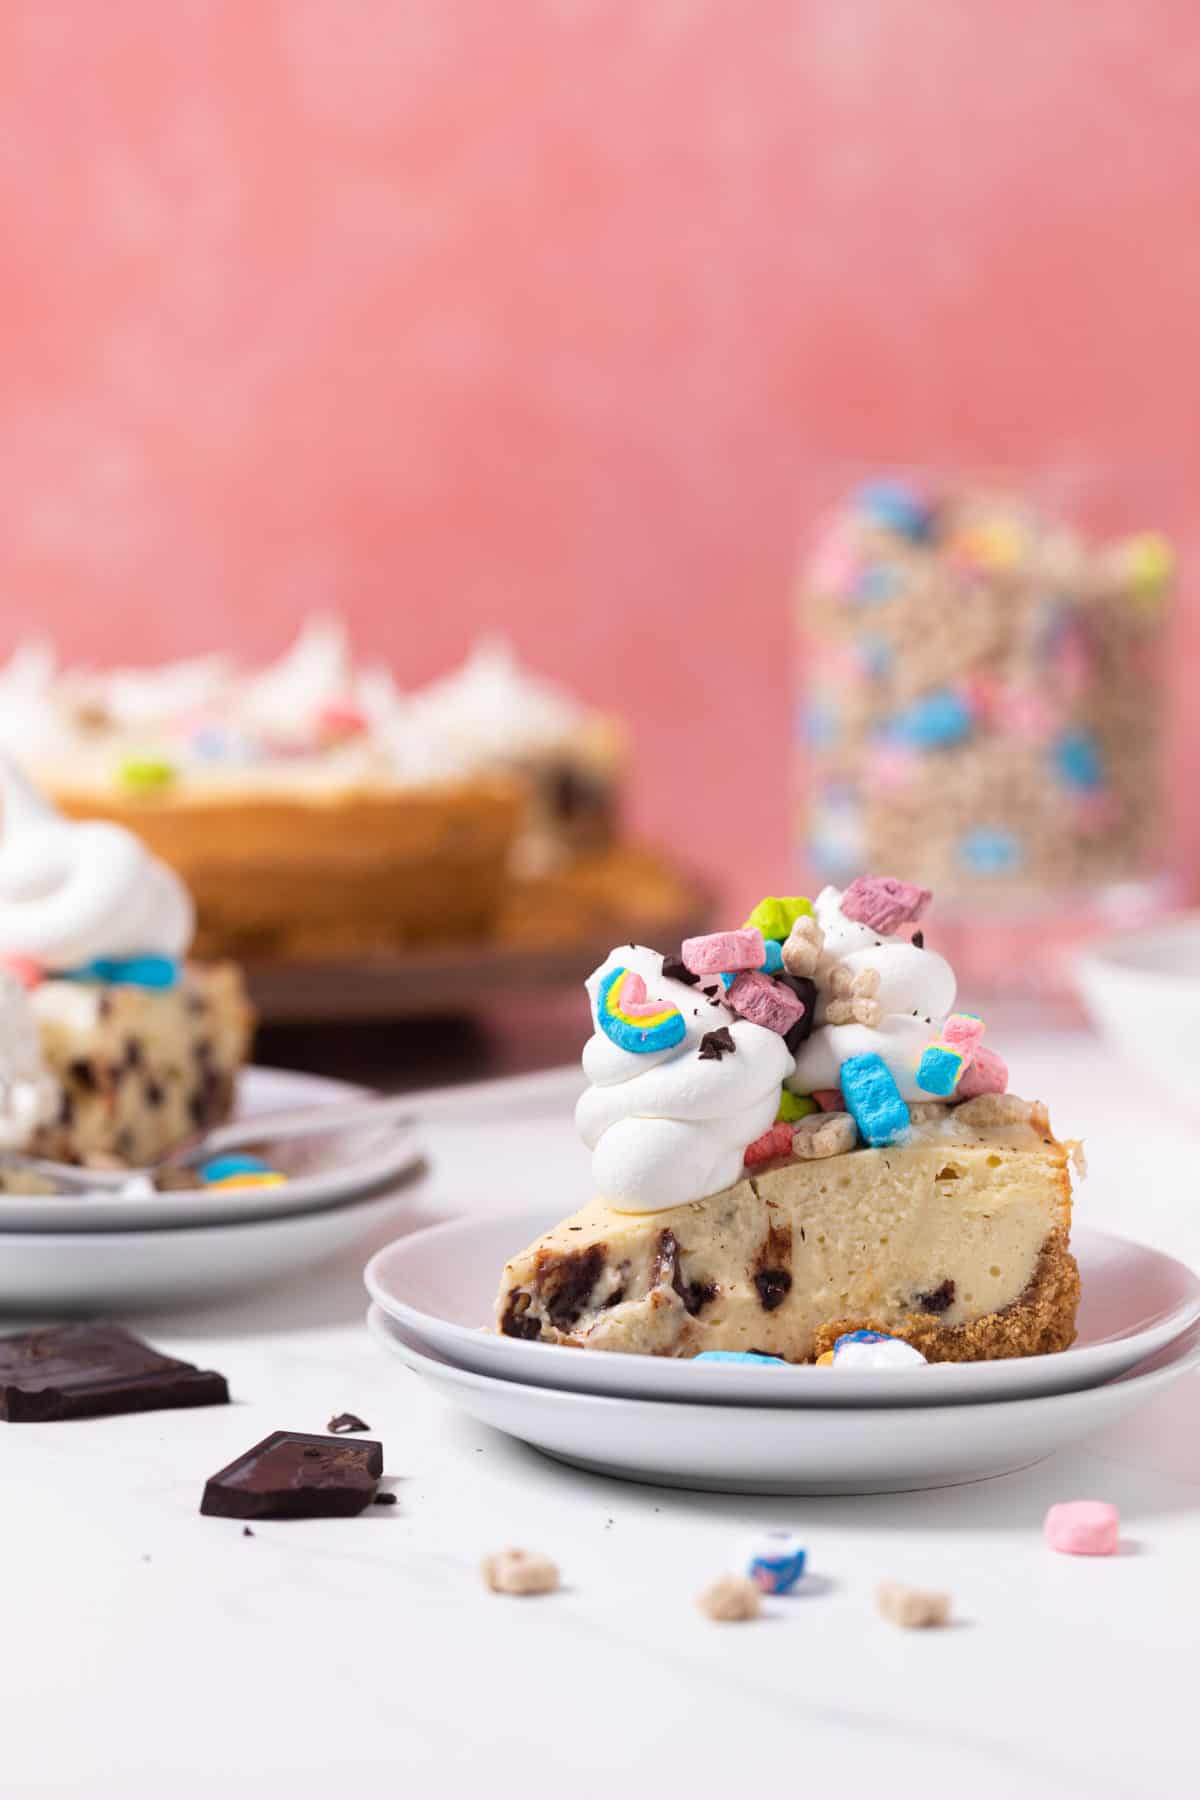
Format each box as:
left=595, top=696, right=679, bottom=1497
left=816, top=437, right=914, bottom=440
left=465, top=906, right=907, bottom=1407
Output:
left=693, top=1351, right=785, bottom=1367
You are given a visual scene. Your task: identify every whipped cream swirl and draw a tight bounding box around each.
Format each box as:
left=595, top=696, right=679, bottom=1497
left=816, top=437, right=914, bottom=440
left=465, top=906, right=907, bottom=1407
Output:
left=786, top=884, right=957, bottom=1102
left=0, top=761, right=194, bottom=971
left=576, top=945, right=793, bottom=1212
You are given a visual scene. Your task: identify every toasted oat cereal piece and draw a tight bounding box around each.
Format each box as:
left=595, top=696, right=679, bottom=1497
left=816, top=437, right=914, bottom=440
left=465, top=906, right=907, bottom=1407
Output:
left=481, top=1548, right=560, bottom=1596
left=697, top=1574, right=762, bottom=1622
left=875, top=1581, right=951, bottom=1629
left=791, top=1111, right=858, bottom=1159
left=782, top=916, right=826, bottom=979
left=955, top=1093, right=1040, bottom=1129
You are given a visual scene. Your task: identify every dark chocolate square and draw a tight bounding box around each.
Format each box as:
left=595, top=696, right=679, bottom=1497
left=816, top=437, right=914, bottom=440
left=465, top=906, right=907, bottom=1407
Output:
left=200, top=1431, right=384, bottom=1520
left=0, top=1324, right=230, bottom=1424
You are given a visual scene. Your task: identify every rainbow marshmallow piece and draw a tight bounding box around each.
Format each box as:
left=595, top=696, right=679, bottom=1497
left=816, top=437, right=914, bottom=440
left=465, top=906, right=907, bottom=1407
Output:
left=596, top=966, right=687, bottom=1055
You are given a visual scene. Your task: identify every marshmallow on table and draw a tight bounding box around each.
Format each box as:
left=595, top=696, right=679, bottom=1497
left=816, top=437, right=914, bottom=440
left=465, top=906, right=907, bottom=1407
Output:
left=746, top=1530, right=807, bottom=1594
left=1044, top=1501, right=1120, bottom=1556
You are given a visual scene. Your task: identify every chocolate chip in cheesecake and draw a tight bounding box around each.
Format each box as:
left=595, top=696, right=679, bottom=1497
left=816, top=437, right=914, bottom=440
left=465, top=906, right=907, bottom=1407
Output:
left=500, top=1292, right=544, bottom=1341
left=535, top=1244, right=607, bottom=1330
left=652, top=1230, right=716, bottom=1316
left=698, top=1027, right=736, bottom=1062
left=754, top=1270, right=793, bottom=1311
left=661, top=956, right=700, bottom=987
left=916, top=1279, right=956, bottom=1314
left=66, top=1058, right=98, bottom=1093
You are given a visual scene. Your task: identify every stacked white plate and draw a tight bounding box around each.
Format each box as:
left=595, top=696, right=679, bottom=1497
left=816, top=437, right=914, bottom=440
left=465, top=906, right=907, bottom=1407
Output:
left=366, top=1204, right=1200, bottom=1495
left=0, top=1068, right=425, bottom=1314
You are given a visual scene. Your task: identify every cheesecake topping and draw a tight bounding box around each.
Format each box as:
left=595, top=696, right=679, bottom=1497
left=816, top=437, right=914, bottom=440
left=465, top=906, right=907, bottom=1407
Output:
left=0, top=760, right=194, bottom=973
left=576, top=880, right=1010, bottom=1212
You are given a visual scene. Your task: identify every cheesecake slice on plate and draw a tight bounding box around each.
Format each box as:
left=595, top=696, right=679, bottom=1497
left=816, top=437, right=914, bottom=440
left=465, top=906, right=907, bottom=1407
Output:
left=494, top=879, right=1083, bottom=1366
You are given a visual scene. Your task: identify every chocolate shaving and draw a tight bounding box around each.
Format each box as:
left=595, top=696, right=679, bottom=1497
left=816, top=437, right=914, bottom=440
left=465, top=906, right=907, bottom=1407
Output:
left=698, top=1026, right=736, bottom=1062
left=912, top=930, right=925, bottom=949
left=661, top=955, right=699, bottom=987
left=327, top=1412, right=370, bottom=1434
left=373, top=1493, right=398, bottom=1506
left=242, top=1526, right=254, bottom=1538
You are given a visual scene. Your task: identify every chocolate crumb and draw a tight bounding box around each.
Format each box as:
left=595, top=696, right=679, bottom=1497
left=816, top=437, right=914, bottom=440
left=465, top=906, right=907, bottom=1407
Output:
left=912, top=930, right=925, bottom=949
left=661, top=955, right=699, bottom=986
left=373, top=1493, right=398, bottom=1506
left=698, top=1026, right=736, bottom=1062
left=327, top=1412, right=370, bottom=1434
left=754, top=1269, right=792, bottom=1311
left=916, top=1279, right=956, bottom=1314
left=66, top=1058, right=97, bottom=1092
left=242, top=1526, right=254, bottom=1538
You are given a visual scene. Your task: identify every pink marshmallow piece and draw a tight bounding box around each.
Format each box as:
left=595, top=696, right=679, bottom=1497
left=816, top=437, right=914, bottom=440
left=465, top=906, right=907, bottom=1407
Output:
left=1044, top=1501, right=1120, bottom=1557
left=841, top=876, right=932, bottom=935
left=744, top=1122, right=795, bottom=1168
left=681, top=928, right=765, bottom=977
left=813, top=1089, right=844, bottom=1112
left=727, top=971, right=804, bottom=1036
left=0, top=954, right=44, bottom=991
left=955, top=1045, right=1008, bottom=1100
left=941, top=1013, right=985, bottom=1071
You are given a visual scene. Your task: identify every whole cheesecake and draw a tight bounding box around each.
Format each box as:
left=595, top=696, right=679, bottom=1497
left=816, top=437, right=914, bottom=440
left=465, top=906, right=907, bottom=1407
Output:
left=496, top=880, right=1082, bottom=1365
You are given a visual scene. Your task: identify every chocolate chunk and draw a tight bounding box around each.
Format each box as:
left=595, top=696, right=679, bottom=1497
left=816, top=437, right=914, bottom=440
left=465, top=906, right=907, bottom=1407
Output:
left=373, top=1492, right=398, bottom=1506
left=57, top=1089, right=75, bottom=1128
left=0, top=1324, right=229, bottom=1424
left=698, top=1026, right=736, bottom=1062
left=702, top=984, right=721, bottom=999
left=500, top=1292, right=543, bottom=1341
left=242, top=1526, right=254, bottom=1538
left=327, top=1412, right=371, bottom=1434
left=776, top=974, right=817, bottom=1050
left=66, top=1057, right=98, bottom=1092
left=200, top=1431, right=383, bottom=1520
left=652, top=1229, right=715, bottom=1316
left=661, top=955, right=700, bottom=987
left=123, top=1037, right=143, bottom=1071
left=916, top=1279, right=956, bottom=1314
left=912, top=930, right=925, bottom=949
left=144, top=1079, right=165, bottom=1110
left=754, top=1270, right=793, bottom=1312
left=536, top=1244, right=606, bottom=1330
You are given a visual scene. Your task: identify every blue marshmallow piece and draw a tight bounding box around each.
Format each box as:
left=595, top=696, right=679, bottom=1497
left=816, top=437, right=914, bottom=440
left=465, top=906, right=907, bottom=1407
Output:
left=889, top=688, right=973, bottom=749
left=959, top=825, right=1021, bottom=873
left=747, top=1530, right=808, bottom=1595
left=855, top=479, right=935, bottom=542
left=199, top=1154, right=274, bottom=1184
left=1053, top=727, right=1103, bottom=791
left=839, top=1052, right=910, bottom=1147
left=917, top=1042, right=965, bottom=1098
left=758, top=940, right=784, bottom=974
left=64, top=955, right=180, bottom=990
left=693, top=1351, right=785, bottom=1367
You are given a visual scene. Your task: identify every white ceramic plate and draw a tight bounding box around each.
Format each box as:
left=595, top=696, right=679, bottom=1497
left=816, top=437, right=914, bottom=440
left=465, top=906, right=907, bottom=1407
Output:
left=364, top=1207, right=1200, bottom=1408
left=0, top=1184, right=422, bottom=1315
left=0, top=1067, right=424, bottom=1232
left=368, top=1303, right=1200, bottom=1494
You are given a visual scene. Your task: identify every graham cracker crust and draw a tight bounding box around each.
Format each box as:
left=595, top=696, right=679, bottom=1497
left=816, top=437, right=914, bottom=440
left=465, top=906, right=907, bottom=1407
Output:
left=811, top=1230, right=1081, bottom=1364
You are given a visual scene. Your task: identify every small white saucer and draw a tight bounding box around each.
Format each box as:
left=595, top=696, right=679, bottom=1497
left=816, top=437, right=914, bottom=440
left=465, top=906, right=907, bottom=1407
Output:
left=0, top=1068, right=424, bottom=1233
left=364, top=1206, right=1200, bottom=1408
left=368, top=1303, right=1200, bottom=1495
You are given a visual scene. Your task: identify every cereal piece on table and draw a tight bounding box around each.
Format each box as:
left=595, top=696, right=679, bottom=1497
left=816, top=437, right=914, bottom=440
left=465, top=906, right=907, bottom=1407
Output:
left=693, top=1351, right=784, bottom=1366
left=743, top=897, right=814, bottom=941
left=840, top=875, right=933, bottom=935
left=681, top=929, right=765, bottom=976
left=791, top=1111, right=857, bottom=1159
left=776, top=1089, right=816, bottom=1123
left=727, top=971, right=805, bottom=1036
left=744, top=1122, right=795, bottom=1167
left=1044, top=1501, right=1120, bottom=1556
left=954, top=1046, right=1009, bottom=1101
left=839, top=1053, right=910, bottom=1146
left=746, top=1530, right=807, bottom=1594
left=876, top=1581, right=951, bottom=1629
left=697, top=1575, right=762, bottom=1622
left=481, top=1549, right=560, bottom=1595
left=781, top=915, right=825, bottom=978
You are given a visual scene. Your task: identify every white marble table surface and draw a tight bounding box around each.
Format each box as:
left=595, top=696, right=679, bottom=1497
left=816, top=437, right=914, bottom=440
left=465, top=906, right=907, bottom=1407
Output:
left=3, top=1027, right=1199, bottom=1800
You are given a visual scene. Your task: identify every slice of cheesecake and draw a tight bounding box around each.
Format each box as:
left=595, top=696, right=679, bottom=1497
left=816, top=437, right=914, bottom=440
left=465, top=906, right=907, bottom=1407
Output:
left=495, top=1095, right=1080, bottom=1363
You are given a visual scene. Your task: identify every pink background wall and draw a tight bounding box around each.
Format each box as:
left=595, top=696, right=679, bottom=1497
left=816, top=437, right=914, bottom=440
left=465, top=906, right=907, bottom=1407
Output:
left=2, top=1, right=1198, bottom=918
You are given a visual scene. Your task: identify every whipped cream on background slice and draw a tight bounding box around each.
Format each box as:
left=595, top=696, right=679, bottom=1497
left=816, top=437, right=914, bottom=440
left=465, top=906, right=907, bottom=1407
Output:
left=101, top=653, right=235, bottom=730
left=403, top=638, right=586, bottom=764
left=0, top=761, right=194, bottom=971
left=787, top=884, right=958, bottom=1103
left=0, top=967, right=58, bottom=1148
left=0, top=641, right=82, bottom=763
left=233, top=616, right=356, bottom=740
left=576, top=944, right=793, bottom=1213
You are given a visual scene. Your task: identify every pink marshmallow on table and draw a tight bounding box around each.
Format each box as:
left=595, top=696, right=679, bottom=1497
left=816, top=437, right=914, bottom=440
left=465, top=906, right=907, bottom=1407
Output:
left=955, top=1045, right=1008, bottom=1100
left=681, top=928, right=764, bottom=976
left=840, top=876, right=932, bottom=935
left=744, top=1122, right=794, bottom=1168
left=1044, top=1501, right=1120, bottom=1556
left=813, top=1089, right=844, bottom=1112
left=727, top=971, right=804, bottom=1036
